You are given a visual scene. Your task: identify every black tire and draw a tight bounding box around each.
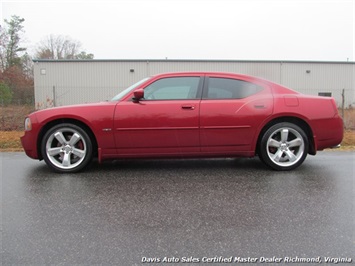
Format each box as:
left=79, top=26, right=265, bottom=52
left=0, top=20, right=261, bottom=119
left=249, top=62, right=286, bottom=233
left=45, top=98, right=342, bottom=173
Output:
left=259, top=122, right=308, bottom=171
left=41, top=123, right=93, bottom=173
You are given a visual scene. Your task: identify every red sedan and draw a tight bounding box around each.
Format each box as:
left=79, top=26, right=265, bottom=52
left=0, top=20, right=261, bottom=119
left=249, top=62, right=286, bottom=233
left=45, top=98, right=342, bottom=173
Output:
left=21, top=72, right=343, bottom=173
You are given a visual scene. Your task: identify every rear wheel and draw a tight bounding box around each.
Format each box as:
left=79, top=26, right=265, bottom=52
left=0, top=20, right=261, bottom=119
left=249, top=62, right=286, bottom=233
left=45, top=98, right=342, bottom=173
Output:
left=41, top=123, right=93, bottom=173
left=259, top=122, right=308, bottom=171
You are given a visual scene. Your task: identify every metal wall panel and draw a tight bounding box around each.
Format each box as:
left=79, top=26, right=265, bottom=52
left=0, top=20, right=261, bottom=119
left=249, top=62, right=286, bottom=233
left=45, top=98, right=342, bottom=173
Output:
left=280, top=62, right=354, bottom=107
left=146, top=61, right=281, bottom=82
left=34, top=60, right=354, bottom=109
left=34, top=61, right=148, bottom=107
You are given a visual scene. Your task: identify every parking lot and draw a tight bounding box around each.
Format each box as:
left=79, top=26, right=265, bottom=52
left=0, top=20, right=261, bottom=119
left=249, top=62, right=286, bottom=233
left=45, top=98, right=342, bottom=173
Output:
left=1, top=151, right=354, bottom=265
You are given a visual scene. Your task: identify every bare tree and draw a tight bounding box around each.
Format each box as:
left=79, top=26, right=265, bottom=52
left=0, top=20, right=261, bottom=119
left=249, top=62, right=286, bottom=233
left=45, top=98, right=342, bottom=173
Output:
left=35, top=34, right=94, bottom=59
left=0, top=25, right=6, bottom=70
left=0, top=15, right=26, bottom=71
left=0, top=15, right=33, bottom=104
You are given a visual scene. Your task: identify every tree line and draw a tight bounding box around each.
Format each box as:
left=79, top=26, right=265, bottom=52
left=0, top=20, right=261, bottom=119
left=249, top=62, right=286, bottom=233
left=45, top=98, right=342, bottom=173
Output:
left=0, top=15, right=94, bottom=105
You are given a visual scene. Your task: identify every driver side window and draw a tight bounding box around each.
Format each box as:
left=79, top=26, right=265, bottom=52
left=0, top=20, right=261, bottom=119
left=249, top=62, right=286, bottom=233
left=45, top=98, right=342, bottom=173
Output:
left=144, top=77, right=200, bottom=100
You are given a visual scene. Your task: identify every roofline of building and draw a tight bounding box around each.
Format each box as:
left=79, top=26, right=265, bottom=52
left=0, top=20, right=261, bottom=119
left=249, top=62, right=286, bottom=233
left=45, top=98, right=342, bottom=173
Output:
left=32, top=59, right=355, bottom=64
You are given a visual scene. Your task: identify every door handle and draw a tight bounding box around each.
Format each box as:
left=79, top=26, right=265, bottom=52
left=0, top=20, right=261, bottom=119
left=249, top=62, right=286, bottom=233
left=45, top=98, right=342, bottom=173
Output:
left=181, top=105, right=195, bottom=110
left=254, top=104, right=265, bottom=109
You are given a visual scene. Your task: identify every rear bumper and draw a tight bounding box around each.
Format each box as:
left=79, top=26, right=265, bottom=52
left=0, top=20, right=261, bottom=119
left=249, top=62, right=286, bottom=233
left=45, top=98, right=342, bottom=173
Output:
left=313, top=115, right=343, bottom=151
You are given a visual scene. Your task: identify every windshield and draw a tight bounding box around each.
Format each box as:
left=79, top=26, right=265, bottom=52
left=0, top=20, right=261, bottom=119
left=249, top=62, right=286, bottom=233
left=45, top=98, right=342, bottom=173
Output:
left=111, top=77, right=150, bottom=101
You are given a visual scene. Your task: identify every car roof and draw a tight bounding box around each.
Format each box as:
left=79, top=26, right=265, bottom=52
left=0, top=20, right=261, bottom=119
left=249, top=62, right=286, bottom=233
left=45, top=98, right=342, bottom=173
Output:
left=151, top=71, right=273, bottom=84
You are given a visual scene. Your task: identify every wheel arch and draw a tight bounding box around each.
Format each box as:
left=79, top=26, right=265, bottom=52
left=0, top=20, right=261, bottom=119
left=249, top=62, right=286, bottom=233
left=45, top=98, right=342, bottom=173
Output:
left=256, top=116, right=316, bottom=156
left=37, top=118, right=98, bottom=160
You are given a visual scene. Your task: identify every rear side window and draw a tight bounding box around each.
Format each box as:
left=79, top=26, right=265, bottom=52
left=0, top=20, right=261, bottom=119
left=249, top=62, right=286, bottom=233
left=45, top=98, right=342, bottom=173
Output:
left=205, top=78, right=263, bottom=99
left=144, top=77, right=200, bottom=100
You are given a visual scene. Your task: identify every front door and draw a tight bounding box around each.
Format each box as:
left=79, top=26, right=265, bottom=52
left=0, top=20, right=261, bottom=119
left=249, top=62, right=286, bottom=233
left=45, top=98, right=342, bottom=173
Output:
left=113, top=76, right=203, bottom=156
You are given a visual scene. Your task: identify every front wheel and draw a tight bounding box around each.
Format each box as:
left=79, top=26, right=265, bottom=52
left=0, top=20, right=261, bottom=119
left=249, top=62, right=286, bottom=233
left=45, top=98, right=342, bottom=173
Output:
left=41, top=123, right=93, bottom=173
left=259, top=122, right=309, bottom=171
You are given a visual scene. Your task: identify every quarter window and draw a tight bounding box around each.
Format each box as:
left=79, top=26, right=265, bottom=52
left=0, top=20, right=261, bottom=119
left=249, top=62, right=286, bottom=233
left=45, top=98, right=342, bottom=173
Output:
left=144, top=77, right=200, bottom=100
left=205, top=78, right=263, bottom=99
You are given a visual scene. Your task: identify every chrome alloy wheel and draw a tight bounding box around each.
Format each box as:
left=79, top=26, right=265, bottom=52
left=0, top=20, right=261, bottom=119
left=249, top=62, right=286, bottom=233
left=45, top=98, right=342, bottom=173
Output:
left=45, top=127, right=87, bottom=170
left=266, top=127, right=305, bottom=167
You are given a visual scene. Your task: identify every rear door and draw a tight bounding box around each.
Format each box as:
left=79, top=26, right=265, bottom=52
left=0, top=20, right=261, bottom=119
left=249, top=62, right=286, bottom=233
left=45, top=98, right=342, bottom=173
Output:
left=200, top=75, right=273, bottom=153
left=113, top=75, right=203, bottom=156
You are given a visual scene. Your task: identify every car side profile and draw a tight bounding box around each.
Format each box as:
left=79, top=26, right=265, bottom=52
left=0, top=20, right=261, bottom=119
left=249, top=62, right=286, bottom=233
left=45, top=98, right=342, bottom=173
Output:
left=21, top=72, right=343, bottom=173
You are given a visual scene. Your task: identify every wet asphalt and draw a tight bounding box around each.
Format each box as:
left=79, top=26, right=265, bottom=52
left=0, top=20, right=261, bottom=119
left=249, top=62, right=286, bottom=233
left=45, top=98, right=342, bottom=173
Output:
left=1, top=151, right=354, bottom=265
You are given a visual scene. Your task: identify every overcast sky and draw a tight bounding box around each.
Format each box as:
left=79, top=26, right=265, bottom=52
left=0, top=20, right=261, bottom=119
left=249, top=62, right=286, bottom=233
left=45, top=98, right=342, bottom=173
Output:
left=1, top=0, right=354, bottom=61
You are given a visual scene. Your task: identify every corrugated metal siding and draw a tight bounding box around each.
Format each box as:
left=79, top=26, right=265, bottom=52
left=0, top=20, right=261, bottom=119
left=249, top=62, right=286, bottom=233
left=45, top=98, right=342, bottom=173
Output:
left=146, top=61, right=281, bottom=82
left=34, top=61, right=148, bottom=107
left=280, top=62, right=354, bottom=106
left=34, top=60, right=354, bottom=109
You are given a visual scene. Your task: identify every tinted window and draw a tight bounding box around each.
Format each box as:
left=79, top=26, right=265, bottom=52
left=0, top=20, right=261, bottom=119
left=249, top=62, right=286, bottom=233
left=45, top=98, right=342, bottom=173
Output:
left=205, top=78, right=263, bottom=99
left=144, top=77, right=200, bottom=100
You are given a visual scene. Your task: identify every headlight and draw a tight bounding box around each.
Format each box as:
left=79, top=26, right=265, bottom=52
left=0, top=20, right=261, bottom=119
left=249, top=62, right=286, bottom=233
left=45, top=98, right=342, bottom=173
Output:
left=24, top=117, right=32, bottom=131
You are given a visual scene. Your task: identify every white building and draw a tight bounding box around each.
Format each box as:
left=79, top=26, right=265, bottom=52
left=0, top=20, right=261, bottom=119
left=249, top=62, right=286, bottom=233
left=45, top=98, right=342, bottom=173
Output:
left=33, top=59, right=354, bottom=109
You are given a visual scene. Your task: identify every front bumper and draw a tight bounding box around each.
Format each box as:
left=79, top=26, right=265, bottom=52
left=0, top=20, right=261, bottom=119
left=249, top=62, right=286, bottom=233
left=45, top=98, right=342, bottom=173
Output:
left=21, top=131, right=39, bottom=159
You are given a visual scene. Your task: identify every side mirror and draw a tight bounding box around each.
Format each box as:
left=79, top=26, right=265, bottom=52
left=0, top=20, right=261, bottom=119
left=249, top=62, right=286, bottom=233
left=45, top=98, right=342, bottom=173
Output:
left=133, top=89, right=144, bottom=102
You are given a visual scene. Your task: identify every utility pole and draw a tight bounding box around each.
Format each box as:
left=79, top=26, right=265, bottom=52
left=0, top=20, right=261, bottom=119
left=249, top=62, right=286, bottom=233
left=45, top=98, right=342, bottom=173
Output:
left=341, top=88, right=345, bottom=120
left=53, top=86, right=56, bottom=107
